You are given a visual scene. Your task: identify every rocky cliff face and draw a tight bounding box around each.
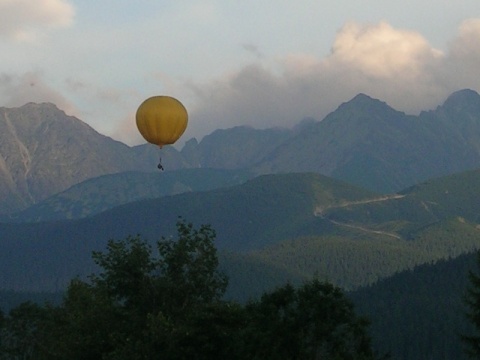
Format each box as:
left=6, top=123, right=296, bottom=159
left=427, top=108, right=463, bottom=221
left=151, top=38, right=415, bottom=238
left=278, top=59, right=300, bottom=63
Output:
left=0, top=103, right=144, bottom=213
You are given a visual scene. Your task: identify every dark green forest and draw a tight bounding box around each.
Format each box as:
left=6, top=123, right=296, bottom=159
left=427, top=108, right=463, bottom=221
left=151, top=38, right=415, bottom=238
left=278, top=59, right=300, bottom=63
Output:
left=351, top=253, right=478, bottom=359
left=3, top=167, right=480, bottom=359
left=4, top=170, right=480, bottom=295
left=0, top=220, right=378, bottom=359
left=2, top=222, right=480, bottom=359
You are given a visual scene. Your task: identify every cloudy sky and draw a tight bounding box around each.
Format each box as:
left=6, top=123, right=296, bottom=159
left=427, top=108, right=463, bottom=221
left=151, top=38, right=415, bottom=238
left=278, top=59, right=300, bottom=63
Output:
left=1, top=0, right=479, bottom=147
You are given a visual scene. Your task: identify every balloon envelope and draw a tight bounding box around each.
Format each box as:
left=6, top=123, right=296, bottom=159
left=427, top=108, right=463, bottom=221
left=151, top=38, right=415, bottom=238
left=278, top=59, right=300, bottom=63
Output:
left=136, top=96, right=188, bottom=147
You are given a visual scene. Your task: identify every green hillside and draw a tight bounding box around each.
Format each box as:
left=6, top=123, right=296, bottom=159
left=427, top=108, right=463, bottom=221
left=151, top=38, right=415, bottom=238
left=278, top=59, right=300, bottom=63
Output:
left=1, top=170, right=480, bottom=295
left=350, top=252, right=477, bottom=360
left=0, top=172, right=377, bottom=291
left=221, top=217, right=480, bottom=301
left=218, top=170, right=480, bottom=299
left=321, top=168, right=480, bottom=238
left=7, top=168, right=254, bottom=222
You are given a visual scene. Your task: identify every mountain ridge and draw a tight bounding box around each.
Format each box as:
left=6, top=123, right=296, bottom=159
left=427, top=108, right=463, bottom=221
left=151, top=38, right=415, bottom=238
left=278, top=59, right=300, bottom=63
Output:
left=253, top=88, right=480, bottom=192
left=5, top=168, right=255, bottom=222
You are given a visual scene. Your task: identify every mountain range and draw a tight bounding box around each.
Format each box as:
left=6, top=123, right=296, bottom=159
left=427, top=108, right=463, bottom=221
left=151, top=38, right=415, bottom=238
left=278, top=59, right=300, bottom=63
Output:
left=253, top=89, right=480, bottom=191
left=1, top=88, right=480, bottom=215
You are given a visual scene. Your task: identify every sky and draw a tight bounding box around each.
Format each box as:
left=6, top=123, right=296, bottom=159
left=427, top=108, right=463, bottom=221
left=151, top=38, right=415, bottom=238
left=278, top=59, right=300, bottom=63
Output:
left=0, top=0, right=479, bottom=148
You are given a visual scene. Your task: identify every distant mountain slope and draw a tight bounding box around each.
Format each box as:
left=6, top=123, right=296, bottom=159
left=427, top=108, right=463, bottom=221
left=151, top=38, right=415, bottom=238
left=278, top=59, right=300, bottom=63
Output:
left=224, top=216, right=480, bottom=301
left=323, top=168, right=480, bottom=237
left=223, top=169, right=480, bottom=297
left=253, top=89, right=480, bottom=193
left=181, top=126, right=293, bottom=168
left=6, top=168, right=254, bottom=222
left=0, top=103, right=149, bottom=213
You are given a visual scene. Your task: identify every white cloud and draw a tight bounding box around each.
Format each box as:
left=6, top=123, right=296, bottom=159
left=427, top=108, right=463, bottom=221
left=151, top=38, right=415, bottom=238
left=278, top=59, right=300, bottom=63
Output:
left=0, top=0, right=74, bottom=41
left=184, top=20, right=480, bottom=143
left=327, top=21, right=443, bottom=78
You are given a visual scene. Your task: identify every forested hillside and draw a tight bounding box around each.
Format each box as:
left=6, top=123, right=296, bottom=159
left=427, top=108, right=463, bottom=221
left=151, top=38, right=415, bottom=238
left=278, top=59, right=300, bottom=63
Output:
left=1, top=170, right=480, bottom=295
left=222, top=217, right=480, bottom=301
left=350, top=252, right=477, bottom=360
left=0, top=221, right=378, bottom=359
left=1, top=225, right=478, bottom=360
left=5, top=168, right=254, bottom=222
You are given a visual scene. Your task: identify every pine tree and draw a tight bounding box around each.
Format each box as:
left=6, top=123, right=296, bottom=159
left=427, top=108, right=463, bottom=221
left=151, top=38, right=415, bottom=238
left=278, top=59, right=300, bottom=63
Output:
left=463, top=251, right=480, bottom=358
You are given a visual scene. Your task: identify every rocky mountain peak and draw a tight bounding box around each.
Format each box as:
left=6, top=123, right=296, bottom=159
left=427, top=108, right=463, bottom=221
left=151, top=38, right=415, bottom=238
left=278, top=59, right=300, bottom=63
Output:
left=0, top=103, right=149, bottom=214
left=441, top=89, right=480, bottom=113
left=336, top=93, right=398, bottom=116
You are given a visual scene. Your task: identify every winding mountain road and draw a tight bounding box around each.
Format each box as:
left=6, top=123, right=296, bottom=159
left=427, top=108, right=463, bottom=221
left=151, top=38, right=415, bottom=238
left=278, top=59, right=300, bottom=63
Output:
left=314, top=194, right=405, bottom=240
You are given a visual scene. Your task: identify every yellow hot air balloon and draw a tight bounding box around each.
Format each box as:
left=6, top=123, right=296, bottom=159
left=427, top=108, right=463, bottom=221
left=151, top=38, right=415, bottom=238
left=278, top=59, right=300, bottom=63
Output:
left=136, top=96, right=188, bottom=170
left=136, top=96, right=188, bottom=148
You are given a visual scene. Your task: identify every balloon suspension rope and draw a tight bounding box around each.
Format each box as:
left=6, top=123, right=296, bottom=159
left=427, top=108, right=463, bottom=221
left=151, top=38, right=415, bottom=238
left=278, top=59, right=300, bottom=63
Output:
left=157, top=148, right=164, bottom=171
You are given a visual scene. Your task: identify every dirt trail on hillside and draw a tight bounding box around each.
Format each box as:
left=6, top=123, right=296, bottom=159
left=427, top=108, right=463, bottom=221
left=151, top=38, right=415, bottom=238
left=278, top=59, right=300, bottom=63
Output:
left=327, top=218, right=402, bottom=239
left=314, top=194, right=405, bottom=214
left=314, top=194, right=405, bottom=240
